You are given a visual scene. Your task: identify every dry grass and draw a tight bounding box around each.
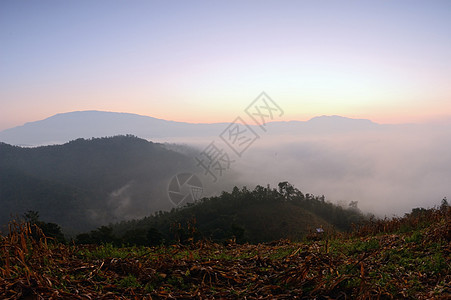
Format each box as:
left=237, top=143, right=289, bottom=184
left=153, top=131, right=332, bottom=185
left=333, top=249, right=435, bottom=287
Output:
left=1, top=208, right=449, bottom=299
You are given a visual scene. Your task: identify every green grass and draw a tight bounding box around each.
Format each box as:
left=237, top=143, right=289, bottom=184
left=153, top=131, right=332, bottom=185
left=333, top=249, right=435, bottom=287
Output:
left=405, top=231, right=423, bottom=243
left=329, top=236, right=380, bottom=256
left=118, top=274, right=142, bottom=289
left=77, top=243, right=152, bottom=259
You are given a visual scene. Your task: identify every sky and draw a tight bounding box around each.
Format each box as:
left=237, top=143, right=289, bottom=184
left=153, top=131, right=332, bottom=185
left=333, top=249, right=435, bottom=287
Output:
left=1, top=0, right=451, bottom=131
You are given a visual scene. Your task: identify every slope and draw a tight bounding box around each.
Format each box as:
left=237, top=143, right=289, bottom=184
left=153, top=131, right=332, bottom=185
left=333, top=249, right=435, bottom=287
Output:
left=0, top=136, right=198, bottom=231
left=109, top=184, right=365, bottom=244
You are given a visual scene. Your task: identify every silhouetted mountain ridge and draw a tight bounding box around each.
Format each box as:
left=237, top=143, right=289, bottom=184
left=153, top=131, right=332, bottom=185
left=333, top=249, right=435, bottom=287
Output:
left=0, top=111, right=381, bottom=146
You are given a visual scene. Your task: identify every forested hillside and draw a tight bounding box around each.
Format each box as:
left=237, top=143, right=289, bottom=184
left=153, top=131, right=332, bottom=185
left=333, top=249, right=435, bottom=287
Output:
left=78, top=182, right=367, bottom=245
left=0, top=136, right=197, bottom=231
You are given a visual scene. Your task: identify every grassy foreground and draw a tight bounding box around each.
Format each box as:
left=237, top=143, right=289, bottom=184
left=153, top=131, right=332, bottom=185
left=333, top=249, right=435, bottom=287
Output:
left=1, top=209, right=450, bottom=299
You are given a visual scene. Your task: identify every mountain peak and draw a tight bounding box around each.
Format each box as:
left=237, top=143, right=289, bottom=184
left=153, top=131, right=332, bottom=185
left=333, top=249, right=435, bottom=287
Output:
left=308, top=115, right=375, bottom=124
left=0, top=111, right=381, bottom=146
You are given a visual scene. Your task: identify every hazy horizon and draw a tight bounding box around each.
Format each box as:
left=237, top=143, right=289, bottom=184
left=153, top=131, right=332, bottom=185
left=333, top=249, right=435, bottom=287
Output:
left=1, top=109, right=449, bottom=218
left=2, top=109, right=451, bottom=133
left=2, top=1, right=451, bottom=130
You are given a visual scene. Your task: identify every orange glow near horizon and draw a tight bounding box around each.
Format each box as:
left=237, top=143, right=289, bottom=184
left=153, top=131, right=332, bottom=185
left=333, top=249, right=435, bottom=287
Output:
left=2, top=96, right=450, bottom=132
left=2, top=1, right=451, bottom=131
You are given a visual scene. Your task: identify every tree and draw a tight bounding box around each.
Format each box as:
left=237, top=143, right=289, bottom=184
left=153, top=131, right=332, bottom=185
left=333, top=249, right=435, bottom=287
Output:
left=278, top=181, right=295, bottom=200
left=349, top=201, right=359, bottom=210
left=123, top=228, right=148, bottom=246
left=75, top=233, right=94, bottom=244
left=24, top=210, right=40, bottom=224
left=23, top=210, right=65, bottom=243
left=440, top=197, right=449, bottom=212
left=90, top=226, right=116, bottom=244
left=231, top=224, right=245, bottom=243
left=147, top=227, right=163, bottom=246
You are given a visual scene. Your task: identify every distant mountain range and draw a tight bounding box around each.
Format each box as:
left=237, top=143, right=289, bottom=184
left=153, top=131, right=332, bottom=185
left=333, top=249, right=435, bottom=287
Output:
left=0, top=111, right=381, bottom=146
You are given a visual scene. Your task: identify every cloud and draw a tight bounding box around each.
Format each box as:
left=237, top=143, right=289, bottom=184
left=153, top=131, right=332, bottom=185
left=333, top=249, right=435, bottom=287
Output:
left=191, top=122, right=451, bottom=217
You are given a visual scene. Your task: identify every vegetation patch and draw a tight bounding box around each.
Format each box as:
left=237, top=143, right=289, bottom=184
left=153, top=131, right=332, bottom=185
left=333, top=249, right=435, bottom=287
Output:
left=1, top=206, right=449, bottom=299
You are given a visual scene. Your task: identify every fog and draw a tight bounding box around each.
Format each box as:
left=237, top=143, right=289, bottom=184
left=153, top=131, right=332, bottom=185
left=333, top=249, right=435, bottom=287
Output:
left=2, top=113, right=449, bottom=227
left=171, top=122, right=451, bottom=217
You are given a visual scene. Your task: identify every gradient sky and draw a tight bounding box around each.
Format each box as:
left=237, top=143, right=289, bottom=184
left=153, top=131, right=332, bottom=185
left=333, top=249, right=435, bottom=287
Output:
left=1, top=0, right=450, bottom=130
